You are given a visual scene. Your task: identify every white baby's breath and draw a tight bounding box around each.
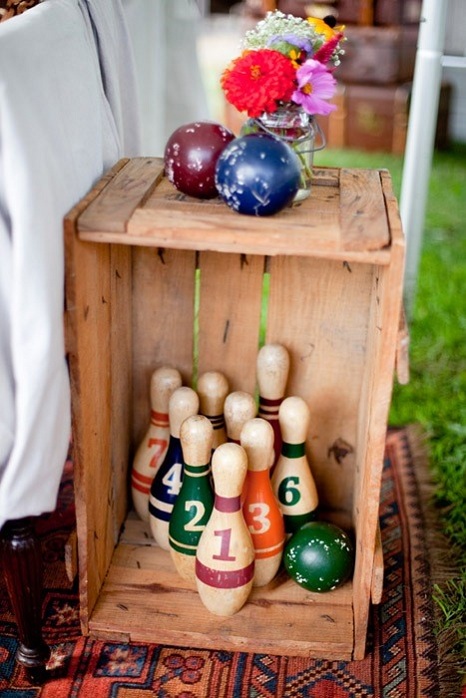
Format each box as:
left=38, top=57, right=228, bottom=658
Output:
left=242, top=11, right=321, bottom=50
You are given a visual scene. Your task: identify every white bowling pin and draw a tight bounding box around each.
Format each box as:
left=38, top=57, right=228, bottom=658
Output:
left=271, top=396, right=318, bottom=536
left=131, top=367, right=182, bottom=521
left=256, top=344, right=290, bottom=470
left=224, top=391, right=257, bottom=444
left=197, top=371, right=229, bottom=450
left=149, top=386, right=199, bottom=550
left=195, top=443, right=254, bottom=616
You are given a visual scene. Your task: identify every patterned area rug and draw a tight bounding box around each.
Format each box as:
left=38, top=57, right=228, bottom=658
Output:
left=0, top=428, right=446, bottom=696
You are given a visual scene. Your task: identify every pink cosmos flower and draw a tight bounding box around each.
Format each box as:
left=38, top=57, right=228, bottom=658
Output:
left=292, top=59, right=337, bottom=116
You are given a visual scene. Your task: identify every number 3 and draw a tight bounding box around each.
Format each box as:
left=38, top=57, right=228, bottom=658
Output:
left=247, top=502, right=270, bottom=534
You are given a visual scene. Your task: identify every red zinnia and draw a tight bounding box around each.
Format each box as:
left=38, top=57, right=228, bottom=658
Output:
left=221, top=49, right=296, bottom=118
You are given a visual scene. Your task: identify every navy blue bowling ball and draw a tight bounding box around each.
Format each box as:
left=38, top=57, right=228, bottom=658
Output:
left=215, top=134, right=300, bottom=216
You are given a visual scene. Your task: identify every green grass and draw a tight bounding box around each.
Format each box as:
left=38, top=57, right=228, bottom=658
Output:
left=316, top=142, right=466, bottom=672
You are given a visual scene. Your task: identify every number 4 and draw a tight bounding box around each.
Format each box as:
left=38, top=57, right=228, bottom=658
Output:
left=162, top=462, right=182, bottom=496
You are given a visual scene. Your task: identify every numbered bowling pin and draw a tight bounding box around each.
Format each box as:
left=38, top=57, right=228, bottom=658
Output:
left=149, top=387, right=199, bottom=550
left=195, top=443, right=254, bottom=616
left=256, top=344, right=290, bottom=470
left=224, top=391, right=257, bottom=444
left=169, top=415, right=214, bottom=582
left=241, top=418, right=286, bottom=587
left=131, top=367, right=182, bottom=521
left=271, top=396, right=318, bottom=536
left=197, top=371, right=229, bottom=450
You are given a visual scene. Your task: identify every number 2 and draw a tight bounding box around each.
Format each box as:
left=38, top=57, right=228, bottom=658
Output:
left=184, top=500, right=206, bottom=532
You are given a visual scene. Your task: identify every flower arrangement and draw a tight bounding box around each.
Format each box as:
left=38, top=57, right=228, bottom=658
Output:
left=221, top=11, right=345, bottom=119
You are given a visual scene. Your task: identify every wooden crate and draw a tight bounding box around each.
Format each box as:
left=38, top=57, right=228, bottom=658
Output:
left=321, top=83, right=410, bottom=154
left=64, top=159, right=405, bottom=661
left=336, top=25, right=418, bottom=86
left=336, top=0, right=421, bottom=25
left=318, top=82, right=452, bottom=154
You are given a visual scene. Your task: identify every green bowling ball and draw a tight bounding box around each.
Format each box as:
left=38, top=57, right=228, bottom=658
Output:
left=284, top=521, right=354, bottom=592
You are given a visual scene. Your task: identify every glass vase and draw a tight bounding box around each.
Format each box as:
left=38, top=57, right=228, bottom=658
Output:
left=240, top=105, right=325, bottom=204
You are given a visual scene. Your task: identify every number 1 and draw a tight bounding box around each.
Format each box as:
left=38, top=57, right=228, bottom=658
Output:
left=213, top=528, right=235, bottom=561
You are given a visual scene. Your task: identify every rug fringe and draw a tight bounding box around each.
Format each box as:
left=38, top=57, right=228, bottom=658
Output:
left=405, top=424, right=465, bottom=698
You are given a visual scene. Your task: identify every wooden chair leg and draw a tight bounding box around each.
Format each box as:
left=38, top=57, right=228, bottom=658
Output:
left=1, top=517, right=50, bottom=683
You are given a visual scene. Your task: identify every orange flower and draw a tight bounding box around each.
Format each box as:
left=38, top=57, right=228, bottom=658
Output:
left=307, top=16, right=345, bottom=40
left=221, top=49, right=296, bottom=118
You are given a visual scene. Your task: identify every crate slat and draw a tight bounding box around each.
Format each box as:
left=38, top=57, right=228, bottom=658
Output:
left=197, top=251, right=264, bottom=393
left=265, top=255, right=373, bottom=514
left=131, top=247, right=197, bottom=445
left=78, top=157, right=164, bottom=234
left=88, top=543, right=354, bottom=659
left=339, top=169, right=390, bottom=251
left=76, top=163, right=391, bottom=264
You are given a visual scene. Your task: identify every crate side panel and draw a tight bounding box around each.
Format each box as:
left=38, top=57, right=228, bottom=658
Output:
left=352, top=178, right=405, bottom=658
left=197, top=252, right=264, bottom=394
left=132, top=247, right=197, bottom=447
left=64, top=160, right=130, bottom=630
left=266, top=256, right=373, bottom=515
left=66, top=238, right=116, bottom=627
left=110, top=244, right=133, bottom=535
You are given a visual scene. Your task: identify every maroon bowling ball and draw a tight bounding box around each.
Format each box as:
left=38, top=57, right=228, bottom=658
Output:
left=164, top=121, right=235, bottom=199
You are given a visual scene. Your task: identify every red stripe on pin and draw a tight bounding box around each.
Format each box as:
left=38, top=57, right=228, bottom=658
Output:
left=195, top=559, right=254, bottom=588
left=150, top=410, right=169, bottom=426
left=259, top=397, right=282, bottom=407
left=215, top=495, right=241, bottom=512
left=132, top=471, right=153, bottom=485
left=131, top=479, right=149, bottom=495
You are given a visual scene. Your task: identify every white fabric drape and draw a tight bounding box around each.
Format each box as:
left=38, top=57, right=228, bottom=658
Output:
left=123, top=0, right=210, bottom=156
left=0, top=0, right=140, bottom=530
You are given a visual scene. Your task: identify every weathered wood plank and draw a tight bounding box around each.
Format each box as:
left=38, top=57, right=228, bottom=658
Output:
left=77, top=168, right=393, bottom=263
left=352, top=170, right=405, bottom=659
left=88, top=542, right=354, bottom=658
left=131, top=247, right=196, bottom=447
left=64, top=159, right=130, bottom=633
left=266, top=255, right=373, bottom=514
left=78, top=158, right=164, bottom=234
left=339, top=169, right=390, bottom=251
left=126, top=176, right=342, bottom=256
left=65, top=235, right=114, bottom=633
left=110, top=244, right=133, bottom=534
left=197, top=251, right=264, bottom=393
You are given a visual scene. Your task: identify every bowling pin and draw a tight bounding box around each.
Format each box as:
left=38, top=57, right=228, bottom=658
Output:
left=169, top=415, right=214, bottom=582
left=197, top=371, right=229, bottom=450
left=240, top=418, right=286, bottom=587
left=256, top=344, right=290, bottom=470
left=149, top=386, right=199, bottom=550
left=271, top=396, right=318, bottom=536
left=131, top=367, right=182, bottom=521
left=195, top=443, right=254, bottom=616
left=224, top=391, right=257, bottom=444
